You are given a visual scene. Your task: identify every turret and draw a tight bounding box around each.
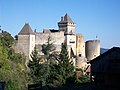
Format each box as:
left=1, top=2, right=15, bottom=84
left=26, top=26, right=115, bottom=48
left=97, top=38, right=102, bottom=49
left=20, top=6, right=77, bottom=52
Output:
left=85, top=40, right=100, bottom=61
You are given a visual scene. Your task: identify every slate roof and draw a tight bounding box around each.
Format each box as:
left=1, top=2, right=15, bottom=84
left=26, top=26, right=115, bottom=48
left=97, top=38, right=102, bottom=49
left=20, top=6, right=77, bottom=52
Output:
left=64, top=13, right=73, bottom=23
left=90, top=47, right=120, bottom=64
left=18, top=23, right=34, bottom=35
left=59, top=13, right=75, bottom=23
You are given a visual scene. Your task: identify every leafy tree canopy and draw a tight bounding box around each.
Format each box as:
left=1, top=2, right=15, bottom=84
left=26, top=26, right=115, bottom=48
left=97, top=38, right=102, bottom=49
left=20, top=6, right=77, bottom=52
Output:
left=0, top=31, right=14, bottom=47
left=0, top=31, right=27, bottom=90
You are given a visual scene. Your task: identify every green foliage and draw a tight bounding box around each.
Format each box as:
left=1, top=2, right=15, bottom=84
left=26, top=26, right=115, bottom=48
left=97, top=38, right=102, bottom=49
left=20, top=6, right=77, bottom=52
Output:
left=42, top=36, right=56, bottom=63
left=0, top=31, right=14, bottom=47
left=42, top=36, right=55, bottom=55
left=28, top=36, right=58, bottom=86
left=56, top=43, right=75, bottom=85
left=0, top=30, right=90, bottom=89
left=28, top=47, right=44, bottom=84
left=74, top=73, right=90, bottom=84
left=41, top=36, right=59, bottom=85
left=0, top=31, right=27, bottom=90
left=75, top=68, right=90, bottom=84
left=28, top=37, right=90, bottom=88
left=76, top=68, right=83, bottom=72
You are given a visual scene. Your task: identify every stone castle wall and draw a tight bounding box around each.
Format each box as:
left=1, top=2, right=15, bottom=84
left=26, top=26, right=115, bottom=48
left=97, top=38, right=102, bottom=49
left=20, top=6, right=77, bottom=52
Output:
left=35, top=30, right=65, bottom=53
left=35, top=31, right=65, bottom=45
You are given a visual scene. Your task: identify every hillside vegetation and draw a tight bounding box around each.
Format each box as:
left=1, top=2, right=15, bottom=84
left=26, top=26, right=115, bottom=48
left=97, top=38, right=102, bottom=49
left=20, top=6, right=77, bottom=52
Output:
left=0, top=31, right=27, bottom=90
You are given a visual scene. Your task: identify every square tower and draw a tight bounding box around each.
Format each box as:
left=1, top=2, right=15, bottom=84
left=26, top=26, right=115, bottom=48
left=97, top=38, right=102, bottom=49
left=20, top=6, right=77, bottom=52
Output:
left=17, top=23, right=35, bottom=64
left=58, top=13, right=76, bottom=35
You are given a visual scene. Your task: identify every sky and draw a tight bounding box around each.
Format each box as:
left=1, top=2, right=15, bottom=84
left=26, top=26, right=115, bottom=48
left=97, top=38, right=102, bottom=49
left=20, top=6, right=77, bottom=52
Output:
left=0, top=0, right=120, bottom=49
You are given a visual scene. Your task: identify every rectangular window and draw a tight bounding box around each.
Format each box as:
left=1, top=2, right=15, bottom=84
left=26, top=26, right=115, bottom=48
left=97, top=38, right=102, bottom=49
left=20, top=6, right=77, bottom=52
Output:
left=69, top=41, right=75, bottom=43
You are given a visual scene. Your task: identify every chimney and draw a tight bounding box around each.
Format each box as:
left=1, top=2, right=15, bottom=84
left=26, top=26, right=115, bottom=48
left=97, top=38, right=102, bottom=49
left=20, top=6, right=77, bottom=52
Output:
left=61, top=16, right=64, bottom=21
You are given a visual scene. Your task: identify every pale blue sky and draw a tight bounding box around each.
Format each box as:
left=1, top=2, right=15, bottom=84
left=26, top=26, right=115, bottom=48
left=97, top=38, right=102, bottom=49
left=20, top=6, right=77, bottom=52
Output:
left=0, top=0, right=120, bottom=48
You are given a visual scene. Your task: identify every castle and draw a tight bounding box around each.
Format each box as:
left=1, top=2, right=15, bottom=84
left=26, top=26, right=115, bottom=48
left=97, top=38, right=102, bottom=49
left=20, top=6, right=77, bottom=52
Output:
left=14, top=14, right=100, bottom=70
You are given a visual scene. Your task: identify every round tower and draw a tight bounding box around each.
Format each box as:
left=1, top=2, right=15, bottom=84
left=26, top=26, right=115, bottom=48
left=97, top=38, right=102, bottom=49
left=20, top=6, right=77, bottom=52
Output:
left=85, top=40, right=100, bottom=61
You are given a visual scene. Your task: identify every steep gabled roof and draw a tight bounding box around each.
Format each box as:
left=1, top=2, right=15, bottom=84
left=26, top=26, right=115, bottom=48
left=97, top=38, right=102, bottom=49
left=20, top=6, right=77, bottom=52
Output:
left=90, top=47, right=120, bottom=64
left=18, top=23, right=34, bottom=35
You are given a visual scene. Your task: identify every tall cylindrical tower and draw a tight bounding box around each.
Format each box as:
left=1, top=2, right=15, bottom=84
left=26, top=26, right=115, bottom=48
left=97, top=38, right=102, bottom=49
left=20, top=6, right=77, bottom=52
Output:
left=85, top=40, right=100, bottom=61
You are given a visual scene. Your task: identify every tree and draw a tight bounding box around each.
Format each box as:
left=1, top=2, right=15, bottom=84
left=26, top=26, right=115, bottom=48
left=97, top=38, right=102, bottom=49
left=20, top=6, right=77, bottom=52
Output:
left=57, top=43, right=75, bottom=85
left=28, top=47, right=49, bottom=86
left=0, top=31, right=14, bottom=47
left=42, top=36, right=56, bottom=64
left=0, top=32, right=27, bottom=90
left=28, top=47, right=45, bottom=85
left=28, top=47, right=51, bottom=85
left=41, top=36, right=59, bottom=85
left=74, top=73, right=90, bottom=84
left=28, top=36, right=58, bottom=86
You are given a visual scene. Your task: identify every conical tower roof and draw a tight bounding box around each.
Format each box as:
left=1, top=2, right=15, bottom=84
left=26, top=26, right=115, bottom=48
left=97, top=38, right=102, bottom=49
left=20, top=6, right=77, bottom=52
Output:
left=64, top=13, right=73, bottom=23
left=59, top=13, right=75, bottom=23
left=18, top=23, right=34, bottom=35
